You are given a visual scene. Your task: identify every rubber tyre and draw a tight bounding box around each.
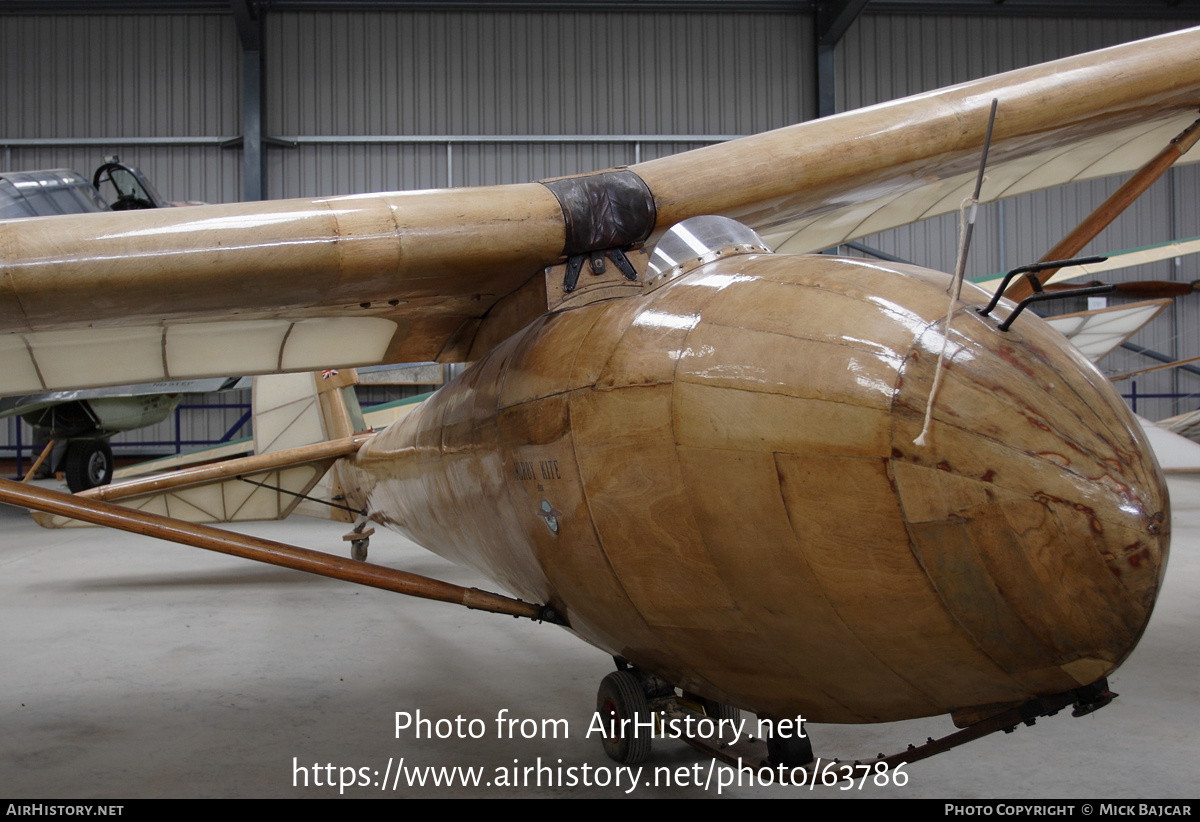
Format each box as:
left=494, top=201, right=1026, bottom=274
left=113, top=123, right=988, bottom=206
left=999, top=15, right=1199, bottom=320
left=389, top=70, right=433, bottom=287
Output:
left=64, top=439, right=113, bottom=492
left=596, top=671, right=652, bottom=765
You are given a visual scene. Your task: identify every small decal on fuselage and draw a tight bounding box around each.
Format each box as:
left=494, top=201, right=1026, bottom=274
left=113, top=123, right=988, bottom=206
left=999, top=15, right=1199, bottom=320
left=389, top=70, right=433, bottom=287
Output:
left=513, top=459, right=560, bottom=482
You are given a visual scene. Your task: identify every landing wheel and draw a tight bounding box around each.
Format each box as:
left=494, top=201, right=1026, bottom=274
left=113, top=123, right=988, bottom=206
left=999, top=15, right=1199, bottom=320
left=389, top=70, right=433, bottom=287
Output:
left=64, top=439, right=113, bottom=492
left=767, top=724, right=814, bottom=767
left=596, top=671, right=652, bottom=765
left=350, top=538, right=369, bottom=562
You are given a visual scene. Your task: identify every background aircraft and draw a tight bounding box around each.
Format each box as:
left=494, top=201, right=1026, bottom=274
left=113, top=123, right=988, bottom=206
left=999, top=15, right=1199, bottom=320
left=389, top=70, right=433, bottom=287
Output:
left=0, top=159, right=212, bottom=490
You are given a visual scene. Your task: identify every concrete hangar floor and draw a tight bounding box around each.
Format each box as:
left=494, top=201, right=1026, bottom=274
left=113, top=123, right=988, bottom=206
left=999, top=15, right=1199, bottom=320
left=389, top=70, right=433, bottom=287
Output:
left=1, top=476, right=1196, bottom=799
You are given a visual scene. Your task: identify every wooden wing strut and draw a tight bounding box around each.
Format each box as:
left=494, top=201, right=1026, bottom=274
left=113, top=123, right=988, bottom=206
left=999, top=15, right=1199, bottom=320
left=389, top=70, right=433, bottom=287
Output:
left=0, top=477, right=557, bottom=624
left=1005, top=117, right=1200, bottom=301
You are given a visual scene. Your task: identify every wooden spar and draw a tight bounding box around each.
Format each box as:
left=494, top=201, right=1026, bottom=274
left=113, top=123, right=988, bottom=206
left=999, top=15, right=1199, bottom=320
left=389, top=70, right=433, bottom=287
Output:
left=1109, top=351, right=1200, bottom=381
left=21, top=439, right=54, bottom=483
left=79, top=433, right=373, bottom=502
left=0, top=477, right=548, bottom=622
left=1005, top=117, right=1200, bottom=302
left=1040, top=280, right=1199, bottom=298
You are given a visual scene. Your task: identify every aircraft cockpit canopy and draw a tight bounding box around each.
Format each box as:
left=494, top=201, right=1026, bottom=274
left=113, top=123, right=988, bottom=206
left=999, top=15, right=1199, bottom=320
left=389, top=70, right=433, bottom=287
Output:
left=645, top=215, right=772, bottom=283
left=0, top=169, right=108, bottom=220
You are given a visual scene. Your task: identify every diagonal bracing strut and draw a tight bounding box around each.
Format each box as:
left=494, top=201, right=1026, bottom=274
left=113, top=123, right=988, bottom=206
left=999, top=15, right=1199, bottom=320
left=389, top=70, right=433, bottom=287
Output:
left=0, top=477, right=561, bottom=624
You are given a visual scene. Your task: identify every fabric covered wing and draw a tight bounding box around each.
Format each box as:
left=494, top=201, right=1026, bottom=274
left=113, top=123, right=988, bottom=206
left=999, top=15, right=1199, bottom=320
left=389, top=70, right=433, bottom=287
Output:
left=1044, top=299, right=1171, bottom=363
left=0, top=185, right=566, bottom=391
left=2, top=27, right=1199, bottom=392
left=974, top=235, right=1200, bottom=291
left=633, top=28, right=1200, bottom=253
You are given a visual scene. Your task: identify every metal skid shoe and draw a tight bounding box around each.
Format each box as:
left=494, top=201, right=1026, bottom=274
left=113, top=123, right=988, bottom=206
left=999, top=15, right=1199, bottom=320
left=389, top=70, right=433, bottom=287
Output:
left=681, top=691, right=742, bottom=744
left=342, top=521, right=375, bottom=562
left=767, top=727, right=815, bottom=768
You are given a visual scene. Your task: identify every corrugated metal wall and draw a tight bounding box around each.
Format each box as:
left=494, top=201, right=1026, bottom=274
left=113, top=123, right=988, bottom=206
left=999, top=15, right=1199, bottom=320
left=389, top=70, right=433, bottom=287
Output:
left=3, top=8, right=1200, bottom=461
left=263, top=10, right=811, bottom=196
left=0, top=14, right=242, bottom=204
left=839, top=15, right=1198, bottom=108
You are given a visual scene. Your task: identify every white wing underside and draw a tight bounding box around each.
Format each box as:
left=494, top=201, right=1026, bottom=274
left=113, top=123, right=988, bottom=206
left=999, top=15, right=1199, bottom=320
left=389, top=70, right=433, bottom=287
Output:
left=973, top=235, right=1200, bottom=291
left=1136, top=414, right=1200, bottom=472
left=3, top=28, right=1199, bottom=392
left=765, top=115, right=1200, bottom=255
left=1, top=317, right=397, bottom=396
left=1044, top=299, right=1170, bottom=363
left=1156, top=408, right=1200, bottom=445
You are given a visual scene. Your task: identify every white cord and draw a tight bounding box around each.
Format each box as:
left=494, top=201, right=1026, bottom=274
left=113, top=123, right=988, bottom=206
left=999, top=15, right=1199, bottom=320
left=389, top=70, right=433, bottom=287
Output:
left=914, top=194, right=978, bottom=447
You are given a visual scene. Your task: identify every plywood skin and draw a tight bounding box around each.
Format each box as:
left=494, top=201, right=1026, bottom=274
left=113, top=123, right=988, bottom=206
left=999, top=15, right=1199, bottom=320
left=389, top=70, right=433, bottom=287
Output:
left=337, top=251, right=1169, bottom=723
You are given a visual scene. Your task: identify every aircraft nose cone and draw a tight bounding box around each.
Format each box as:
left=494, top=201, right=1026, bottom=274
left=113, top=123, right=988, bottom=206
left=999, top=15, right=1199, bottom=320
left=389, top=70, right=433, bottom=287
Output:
left=890, top=303, right=1169, bottom=692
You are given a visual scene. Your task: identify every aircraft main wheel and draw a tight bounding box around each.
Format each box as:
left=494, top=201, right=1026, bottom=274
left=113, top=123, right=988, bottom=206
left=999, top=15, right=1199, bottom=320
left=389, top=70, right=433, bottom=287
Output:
left=64, top=439, right=113, bottom=493
left=596, top=671, right=652, bottom=765
left=767, top=727, right=814, bottom=767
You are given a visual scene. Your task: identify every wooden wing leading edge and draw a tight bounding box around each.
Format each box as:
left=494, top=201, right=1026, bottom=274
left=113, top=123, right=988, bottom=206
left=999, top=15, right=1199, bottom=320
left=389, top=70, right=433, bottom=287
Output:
left=2, top=27, right=1200, bottom=393
left=637, top=27, right=1200, bottom=255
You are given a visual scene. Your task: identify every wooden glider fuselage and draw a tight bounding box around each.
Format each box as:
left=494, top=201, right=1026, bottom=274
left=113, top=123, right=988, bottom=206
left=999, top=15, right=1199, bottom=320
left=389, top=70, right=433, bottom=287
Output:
left=335, top=237, right=1169, bottom=724
left=1, top=28, right=1193, bottom=728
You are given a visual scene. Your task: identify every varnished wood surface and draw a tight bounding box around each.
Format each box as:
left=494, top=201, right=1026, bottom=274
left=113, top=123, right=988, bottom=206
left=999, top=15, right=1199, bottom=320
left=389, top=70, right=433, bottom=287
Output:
left=76, top=434, right=371, bottom=503
left=636, top=27, right=1200, bottom=252
left=0, top=477, right=543, bottom=620
left=337, top=250, right=1168, bottom=723
left=0, top=29, right=1184, bottom=729
left=0, top=185, right=565, bottom=333
left=2, top=29, right=1199, bottom=389
left=0, top=186, right=566, bottom=388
